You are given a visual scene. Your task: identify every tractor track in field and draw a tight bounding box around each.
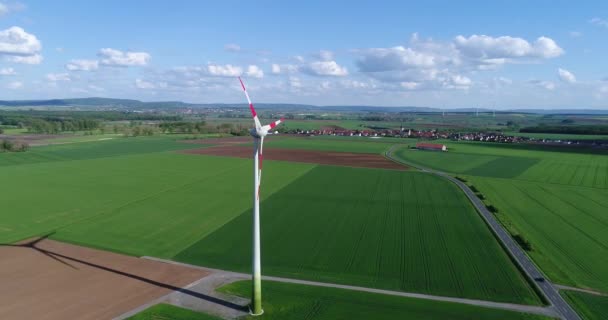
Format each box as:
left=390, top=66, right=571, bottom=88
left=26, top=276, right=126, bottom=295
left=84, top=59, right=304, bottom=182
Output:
left=138, top=256, right=559, bottom=318
left=384, top=144, right=582, bottom=320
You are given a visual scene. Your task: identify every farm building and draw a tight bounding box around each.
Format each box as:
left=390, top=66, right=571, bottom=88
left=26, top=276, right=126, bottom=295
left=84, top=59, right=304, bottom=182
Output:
left=416, top=142, right=447, bottom=151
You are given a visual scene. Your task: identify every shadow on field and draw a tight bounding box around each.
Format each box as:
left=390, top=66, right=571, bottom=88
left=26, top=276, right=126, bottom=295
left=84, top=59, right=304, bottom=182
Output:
left=0, top=234, right=248, bottom=313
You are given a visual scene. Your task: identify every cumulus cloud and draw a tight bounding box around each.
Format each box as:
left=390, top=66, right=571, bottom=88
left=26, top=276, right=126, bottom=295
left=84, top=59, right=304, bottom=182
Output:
left=207, top=64, right=242, bottom=77
left=98, top=48, right=150, bottom=67
left=454, top=35, right=563, bottom=59
left=246, top=65, right=264, bottom=78
left=558, top=68, right=576, bottom=83
left=303, top=60, right=348, bottom=76
left=135, top=78, right=156, bottom=89
left=271, top=63, right=298, bottom=75
left=315, top=50, right=334, bottom=61
left=0, top=26, right=43, bottom=64
left=356, top=46, right=435, bottom=72
left=66, top=59, right=99, bottom=71
left=529, top=80, right=555, bottom=90
left=46, top=72, right=71, bottom=81
left=224, top=43, right=241, bottom=52
left=0, top=67, right=16, bottom=75
left=6, top=80, right=22, bottom=89
left=7, top=53, right=43, bottom=64
left=590, top=17, right=608, bottom=28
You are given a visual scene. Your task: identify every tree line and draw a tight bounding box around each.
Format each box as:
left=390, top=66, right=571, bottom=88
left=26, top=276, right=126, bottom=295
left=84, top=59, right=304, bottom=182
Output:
left=520, top=125, right=608, bottom=135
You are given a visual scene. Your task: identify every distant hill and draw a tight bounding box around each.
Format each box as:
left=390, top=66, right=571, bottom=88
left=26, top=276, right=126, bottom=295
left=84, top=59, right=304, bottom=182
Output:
left=0, top=97, right=607, bottom=115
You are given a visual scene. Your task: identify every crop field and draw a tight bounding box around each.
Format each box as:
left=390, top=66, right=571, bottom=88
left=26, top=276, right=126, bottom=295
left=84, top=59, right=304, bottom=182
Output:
left=561, top=291, right=608, bottom=320
left=175, top=166, right=540, bottom=304
left=216, top=280, right=551, bottom=320
left=395, top=141, right=608, bottom=188
left=0, top=136, right=315, bottom=257
left=394, top=141, right=608, bottom=292
left=1, top=135, right=541, bottom=306
left=472, top=178, right=608, bottom=292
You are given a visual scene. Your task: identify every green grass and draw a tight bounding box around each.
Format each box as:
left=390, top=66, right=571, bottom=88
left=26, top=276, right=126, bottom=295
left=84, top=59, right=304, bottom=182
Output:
left=175, top=166, right=541, bottom=304
left=561, top=291, right=608, bottom=320
left=218, top=280, right=552, bottom=320
left=393, top=141, right=608, bottom=292
left=471, top=178, right=608, bottom=292
left=0, top=136, right=315, bottom=258
left=504, top=131, right=608, bottom=141
left=395, top=141, right=608, bottom=187
left=126, top=303, right=220, bottom=320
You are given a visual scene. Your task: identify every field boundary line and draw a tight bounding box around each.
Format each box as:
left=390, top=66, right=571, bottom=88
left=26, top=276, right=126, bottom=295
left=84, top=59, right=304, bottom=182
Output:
left=384, top=144, right=581, bottom=320
left=141, top=256, right=559, bottom=318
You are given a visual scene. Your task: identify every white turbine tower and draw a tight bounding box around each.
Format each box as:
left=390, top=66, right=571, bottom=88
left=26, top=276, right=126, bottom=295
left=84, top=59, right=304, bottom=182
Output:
left=238, top=77, right=284, bottom=316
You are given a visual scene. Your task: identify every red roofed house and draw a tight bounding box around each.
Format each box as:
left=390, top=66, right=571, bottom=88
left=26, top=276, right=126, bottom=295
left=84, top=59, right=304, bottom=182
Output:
left=416, top=142, right=447, bottom=152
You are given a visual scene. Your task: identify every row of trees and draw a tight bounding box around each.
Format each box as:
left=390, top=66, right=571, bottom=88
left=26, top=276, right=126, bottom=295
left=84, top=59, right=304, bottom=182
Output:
left=28, top=118, right=100, bottom=134
left=521, top=125, right=608, bottom=135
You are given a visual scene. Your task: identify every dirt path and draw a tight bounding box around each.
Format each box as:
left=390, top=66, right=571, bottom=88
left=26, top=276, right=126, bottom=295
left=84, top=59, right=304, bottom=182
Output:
left=0, top=237, right=208, bottom=320
left=141, top=257, right=559, bottom=318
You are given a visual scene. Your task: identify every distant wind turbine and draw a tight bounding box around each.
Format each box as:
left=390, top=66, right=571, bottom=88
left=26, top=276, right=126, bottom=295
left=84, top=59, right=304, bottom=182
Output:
left=238, top=77, right=284, bottom=316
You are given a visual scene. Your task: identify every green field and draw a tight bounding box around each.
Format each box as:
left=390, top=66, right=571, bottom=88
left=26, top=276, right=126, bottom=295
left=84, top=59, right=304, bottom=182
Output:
left=0, top=136, right=541, bottom=305
left=217, top=280, right=551, bottom=320
left=394, top=141, right=608, bottom=292
left=0, top=136, right=315, bottom=257
left=127, top=303, right=220, bottom=320
left=176, top=166, right=540, bottom=304
left=561, top=291, right=608, bottom=320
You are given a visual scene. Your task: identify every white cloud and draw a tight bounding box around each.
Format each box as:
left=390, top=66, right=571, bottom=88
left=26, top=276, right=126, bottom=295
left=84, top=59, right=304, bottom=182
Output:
left=356, top=46, right=435, bottom=72
left=135, top=78, right=155, bottom=89
left=316, top=50, right=333, bottom=61
left=590, top=17, right=608, bottom=28
left=98, top=48, right=150, bottom=67
left=449, top=75, right=472, bottom=88
left=66, top=59, right=99, bottom=71
left=207, top=64, right=242, bottom=77
left=0, top=26, right=43, bottom=64
left=529, top=79, right=555, bottom=90
left=0, top=3, right=7, bottom=16
left=46, top=72, right=71, bottom=81
left=569, top=31, right=582, bottom=38
left=558, top=68, right=576, bottom=83
left=6, top=80, right=22, bottom=89
left=0, top=67, right=16, bottom=75
left=303, top=60, right=348, bottom=76
left=271, top=63, right=298, bottom=75
left=7, top=53, right=43, bottom=64
left=454, top=35, right=563, bottom=59
left=400, top=81, right=420, bottom=90
left=224, top=43, right=241, bottom=52
left=246, top=65, right=264, bottom=78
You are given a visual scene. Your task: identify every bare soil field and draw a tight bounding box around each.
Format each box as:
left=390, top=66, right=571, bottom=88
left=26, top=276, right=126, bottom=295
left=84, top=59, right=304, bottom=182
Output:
left=182, top=145, right=407, bottom=170
left=0, top=237, right=208, bottom=320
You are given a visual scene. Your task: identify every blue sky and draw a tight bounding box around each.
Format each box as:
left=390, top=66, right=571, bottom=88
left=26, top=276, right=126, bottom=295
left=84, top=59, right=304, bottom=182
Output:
left=0, top=0, right=607, bottom=109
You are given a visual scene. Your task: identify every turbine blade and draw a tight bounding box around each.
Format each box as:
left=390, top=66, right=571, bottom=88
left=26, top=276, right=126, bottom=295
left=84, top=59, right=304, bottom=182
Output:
left=261, top=118, right=285, bottom=132
left=238, top=77, right=262, bottom=130
left=257, top=136, right=264, bottom=199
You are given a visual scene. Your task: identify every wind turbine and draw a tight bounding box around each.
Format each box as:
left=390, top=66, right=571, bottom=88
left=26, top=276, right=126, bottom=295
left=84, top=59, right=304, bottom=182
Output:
left=238, top=77, right=284, bottom=316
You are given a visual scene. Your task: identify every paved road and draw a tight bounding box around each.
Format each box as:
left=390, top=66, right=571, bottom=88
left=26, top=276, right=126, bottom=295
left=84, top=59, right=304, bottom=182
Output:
left=385, top=145, right=581, bottom=320
left=142, top=257, right=558, bottom=318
